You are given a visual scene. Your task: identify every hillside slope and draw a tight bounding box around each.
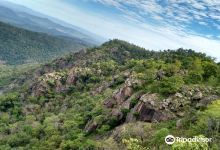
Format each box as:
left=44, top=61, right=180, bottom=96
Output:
left=0, top=3, right=104, bottom=44
left=0, top=21, right=91, bottom=65
left=0, top=40, right=219, bottom=149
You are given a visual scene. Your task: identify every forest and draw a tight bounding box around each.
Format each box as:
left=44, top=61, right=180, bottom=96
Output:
left=0, top=40, right=219, bottom=149
left=0, top=21, right=90, bottom=65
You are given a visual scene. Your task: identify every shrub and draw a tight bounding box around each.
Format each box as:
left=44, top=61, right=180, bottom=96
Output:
left=172, top=135, right=209, bottom=150
left=121, top=108, right=130, bottom=116
left=122, top=138, right=149, bottom=150
left=131, top=99, right=139, bottom=108
left=202, top=61, right=218, bottom=80
left=158, top=76, right=184, bottom=95
left=152, top=128, right=169, bottom=147
left=187, top=72, right=203, bottom=84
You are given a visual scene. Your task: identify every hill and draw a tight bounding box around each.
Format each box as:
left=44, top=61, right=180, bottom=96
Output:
left=0, top=2, right=104, bottom=44
left=0, top=40, right=219, bottom=149
left=0, top=21, right=91, bottom=65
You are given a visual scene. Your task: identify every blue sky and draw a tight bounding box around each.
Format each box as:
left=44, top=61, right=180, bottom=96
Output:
left=4, top=0, right=220, bottom=61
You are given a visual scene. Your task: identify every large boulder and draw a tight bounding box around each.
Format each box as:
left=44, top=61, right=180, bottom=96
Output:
left=133, top=101, right=175, bottom=122
left=104, top=78, right=135, bottom=108
left=113, top=86, right=133, bottom=105
left=140, top=93, right=158, bottom=106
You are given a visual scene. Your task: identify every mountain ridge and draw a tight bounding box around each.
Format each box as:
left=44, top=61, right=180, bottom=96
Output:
left=0, top=40, right=219, bottom=149
left=0, top=2, right=104, bottom=44
left=0, top=21, right=91, bottom=65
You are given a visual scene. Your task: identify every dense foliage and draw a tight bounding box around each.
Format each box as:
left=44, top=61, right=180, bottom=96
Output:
left=0, top=40, right=220, bottom=149
left=0, top=64, right=38, bottom=86
left=0, top=21, right=90, bottom=65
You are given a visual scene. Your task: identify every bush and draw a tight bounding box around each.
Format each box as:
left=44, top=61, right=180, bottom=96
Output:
left=122, top=138, right=149, bottom=150
left=187, top=72, right=203, bottom=84
left=158, top=76, right=184, bottom=95
left=202, top=61, right=218, bottom=80
left=172, top=135, right=209, bottom=150
left=152, top=128, right=169, bottom=147
left=121, top=108, right=130, bottom=116
left=131, top=99, right=139, bottom=108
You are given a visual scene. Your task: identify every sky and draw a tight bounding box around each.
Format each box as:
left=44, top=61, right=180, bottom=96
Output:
left=4, top=0, right=220, bottom=61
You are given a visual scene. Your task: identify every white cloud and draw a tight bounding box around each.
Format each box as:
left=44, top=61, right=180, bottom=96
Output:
left=3, top=0, right=220, bottom=61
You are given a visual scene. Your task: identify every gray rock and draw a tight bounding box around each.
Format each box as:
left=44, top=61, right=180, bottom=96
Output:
left=176, top=119, right=182, bottom=128
left=192, top=91, right=203, bottom=100
left=196, top=95, right=219, bottom=108
left=104, top=98, right=116, bottom=108
left=175, top=93, right=183, bottom=98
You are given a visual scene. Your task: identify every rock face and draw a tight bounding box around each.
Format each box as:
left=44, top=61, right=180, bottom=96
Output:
left=31, top=62, right=220, bottom=134
left=113, top=86, right=133, bottom=105
left=103, top=78, right=177, bottom=124
left=100, top=84, right=219, bottom=131
left=104, top=78, right=136, bottom=108
left=126, top=93, right=175, bottom=122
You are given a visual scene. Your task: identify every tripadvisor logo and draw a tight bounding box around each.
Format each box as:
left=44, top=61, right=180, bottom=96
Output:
left=165, top=135, right=175, bottom=145
left=165, top=135, right=212, bottom=145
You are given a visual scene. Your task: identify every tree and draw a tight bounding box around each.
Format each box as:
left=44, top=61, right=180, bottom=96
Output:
left=152, top=128, right=169, bottom=149
left=187, top=58, right=204, bottom=83
left=202, top=61, right=218, bottom=80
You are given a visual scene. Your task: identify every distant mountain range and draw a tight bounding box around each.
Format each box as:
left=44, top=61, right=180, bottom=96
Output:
left=0, top=1, right=105, bottom=45
left=0, top=21, right=91, bottom=65
left=0, top=1, right=107, bottom=65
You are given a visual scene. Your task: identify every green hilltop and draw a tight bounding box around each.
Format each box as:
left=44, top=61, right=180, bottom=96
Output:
left=0, top=40, right=220, bottom=149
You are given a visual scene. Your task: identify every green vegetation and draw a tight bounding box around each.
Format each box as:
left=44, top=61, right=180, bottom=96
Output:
left=0, top=21, right=90, bottom=65
left=0, top=64, right=38, bottom=87
left=0, top=40, right=220, bottom=149
left=172, top=135, right=209, bottom=150
left=122, top=138, right=149, bottom=150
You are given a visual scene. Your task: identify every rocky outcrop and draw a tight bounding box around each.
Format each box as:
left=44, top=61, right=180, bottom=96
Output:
left=113, top=86, right=133, bottom=105
left=101, top=84, right=220, bottom=131
left=104, top=77, right=141, bottom=108
left=196, top=95, right=219, bottom=108
left=126, top=93, right=175, bottom=122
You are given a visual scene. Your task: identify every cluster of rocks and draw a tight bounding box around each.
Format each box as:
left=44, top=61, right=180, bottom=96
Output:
left=85, top=79, right=219, bottom=133
left=31, top=67, right=88, bottom=96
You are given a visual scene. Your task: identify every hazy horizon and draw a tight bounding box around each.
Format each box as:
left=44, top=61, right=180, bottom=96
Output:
left=3, top=0, right=220, bottom=61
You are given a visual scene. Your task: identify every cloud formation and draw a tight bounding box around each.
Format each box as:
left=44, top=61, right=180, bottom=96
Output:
left=92, top=0, right=220, bottom=37
left=90, top=0, right=220, bottom=60
left=3, top=0, right=220, bottom=61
